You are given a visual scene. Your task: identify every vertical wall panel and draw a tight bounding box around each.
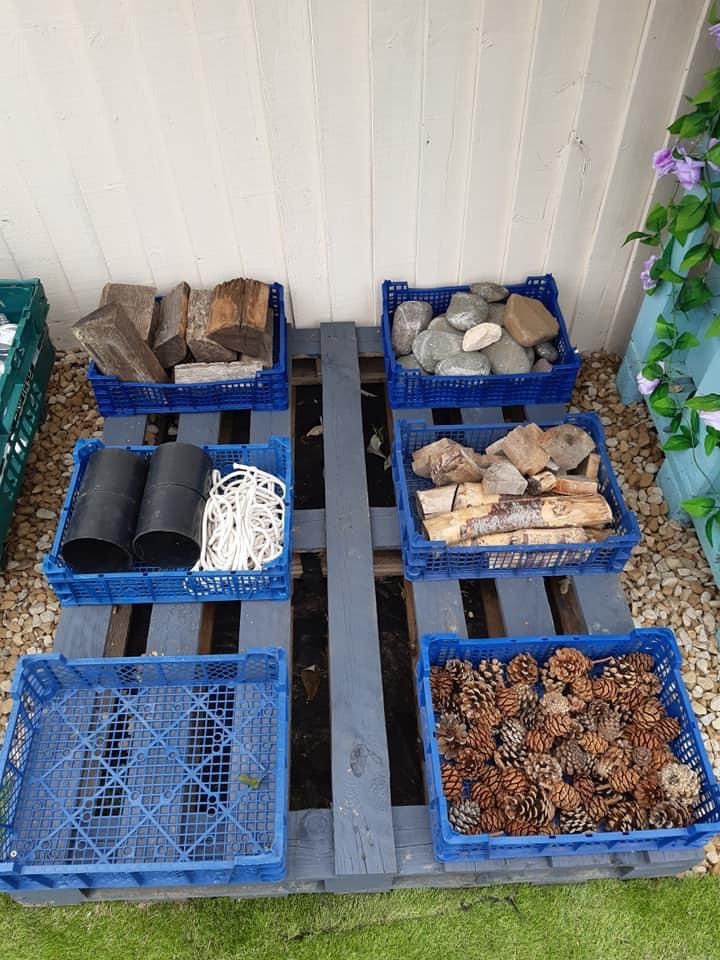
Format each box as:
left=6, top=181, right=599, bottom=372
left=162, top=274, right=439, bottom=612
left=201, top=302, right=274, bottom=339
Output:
left=310, top=0, right=373, bottom=323
left=0, top=1, right=714, bottom=349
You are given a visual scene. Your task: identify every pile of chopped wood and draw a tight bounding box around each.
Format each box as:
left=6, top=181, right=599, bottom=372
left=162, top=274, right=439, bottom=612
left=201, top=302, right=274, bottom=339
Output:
left=73, top=279, right=274, bottom=383
left=412, top=423, right=615, bottom=547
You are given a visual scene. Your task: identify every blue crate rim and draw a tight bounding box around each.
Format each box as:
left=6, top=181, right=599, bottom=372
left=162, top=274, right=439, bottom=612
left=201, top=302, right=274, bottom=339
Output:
left=381, top=274, right=581, bottom=383
left=0, top=649, right=289, bottom=877
left=418, top=629, right=720, bottom=857
left=43, top=436, right=292, bottom=582
left=87, top=281, right=288, bottom=388
left=393, top=411, right=642, bottom=555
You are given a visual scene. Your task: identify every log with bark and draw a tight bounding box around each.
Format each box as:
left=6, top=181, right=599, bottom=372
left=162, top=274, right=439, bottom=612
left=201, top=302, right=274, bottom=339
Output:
left=461, top=526, right=598, bottom=546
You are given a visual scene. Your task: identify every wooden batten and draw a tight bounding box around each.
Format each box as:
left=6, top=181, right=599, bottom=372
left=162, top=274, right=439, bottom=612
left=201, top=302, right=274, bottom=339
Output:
left=174, top=360, right=262, bottom=383
left=153, top=281, right=190, bottom=368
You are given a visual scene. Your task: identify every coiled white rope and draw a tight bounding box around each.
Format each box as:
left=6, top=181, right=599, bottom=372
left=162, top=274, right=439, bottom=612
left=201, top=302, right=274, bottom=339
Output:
left=193, top=463, right=286, bottom=572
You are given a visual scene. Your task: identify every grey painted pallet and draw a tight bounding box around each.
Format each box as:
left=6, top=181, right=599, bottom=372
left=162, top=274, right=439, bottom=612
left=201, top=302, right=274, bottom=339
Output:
left=11, top=325, right=698, bottom=906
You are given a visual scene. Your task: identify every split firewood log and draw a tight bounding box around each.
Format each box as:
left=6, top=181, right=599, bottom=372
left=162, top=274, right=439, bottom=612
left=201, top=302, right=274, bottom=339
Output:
left=460, top=526, right=594, bottom=546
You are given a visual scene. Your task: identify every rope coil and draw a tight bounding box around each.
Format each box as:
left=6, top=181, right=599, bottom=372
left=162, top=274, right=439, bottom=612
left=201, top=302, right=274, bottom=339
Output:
left=193, top=463, right=286, bottom=572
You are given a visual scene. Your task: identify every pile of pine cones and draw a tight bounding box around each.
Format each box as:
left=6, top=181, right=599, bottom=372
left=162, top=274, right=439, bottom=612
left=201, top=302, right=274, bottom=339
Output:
left=431, top=646, right=703, bottom=837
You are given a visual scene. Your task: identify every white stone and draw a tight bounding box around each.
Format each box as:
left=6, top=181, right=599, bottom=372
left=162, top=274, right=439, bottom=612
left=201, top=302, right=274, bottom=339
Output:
left=462, top=322, right=502, bottom=352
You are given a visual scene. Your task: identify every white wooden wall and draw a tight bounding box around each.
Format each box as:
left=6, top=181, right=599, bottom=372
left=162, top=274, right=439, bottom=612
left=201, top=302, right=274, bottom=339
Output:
left=0, top=0, right=714, bottom=351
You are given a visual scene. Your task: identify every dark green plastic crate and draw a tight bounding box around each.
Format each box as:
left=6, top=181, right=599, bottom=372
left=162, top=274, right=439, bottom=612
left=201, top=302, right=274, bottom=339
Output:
left=0, top=280, right=54, bottom=556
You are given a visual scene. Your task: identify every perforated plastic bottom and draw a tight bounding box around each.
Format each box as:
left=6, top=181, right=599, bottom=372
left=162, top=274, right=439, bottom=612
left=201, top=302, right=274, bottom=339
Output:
left=0, top=652, right=288, bottom=889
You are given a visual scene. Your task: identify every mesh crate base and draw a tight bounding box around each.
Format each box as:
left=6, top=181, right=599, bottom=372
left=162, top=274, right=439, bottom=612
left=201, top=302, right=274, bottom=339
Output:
left=417, top=630, right=720, bottom=863
left=0, top=651, right=288, bottom=891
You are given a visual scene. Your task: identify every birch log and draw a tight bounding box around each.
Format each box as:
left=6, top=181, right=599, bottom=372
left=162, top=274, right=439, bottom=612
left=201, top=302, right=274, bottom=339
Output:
left=417, top=483, right=512, bottom=518
left=423, top=495, right=613, bottom=545
left=461, top=526, right=592, bottom=546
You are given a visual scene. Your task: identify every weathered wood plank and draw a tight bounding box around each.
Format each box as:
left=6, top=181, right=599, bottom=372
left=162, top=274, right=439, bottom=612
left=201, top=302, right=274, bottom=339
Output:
left=145, top=412, right=222, bottom=656
left=153, top=281, right=189, bottom=368
left=187, top=288, right=236, bottom=362
left=321, top=322, right=396, bottom=883
left=174, top=360, right=261, bottom=383
left=293, top=506, right=400, bottom=553
left=290, top=326, right=383, bottom=358
left=100, top=282, right=158, bottom=343
left=74, top=303, right=169, bottom=383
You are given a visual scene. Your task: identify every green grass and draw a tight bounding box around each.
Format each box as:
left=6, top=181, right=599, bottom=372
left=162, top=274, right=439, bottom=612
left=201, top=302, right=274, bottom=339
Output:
left=1, top=878, right=720, bottom=960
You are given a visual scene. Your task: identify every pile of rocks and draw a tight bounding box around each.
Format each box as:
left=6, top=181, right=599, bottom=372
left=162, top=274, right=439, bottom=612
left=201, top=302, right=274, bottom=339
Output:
left=392, top=281, right=561, bottom=376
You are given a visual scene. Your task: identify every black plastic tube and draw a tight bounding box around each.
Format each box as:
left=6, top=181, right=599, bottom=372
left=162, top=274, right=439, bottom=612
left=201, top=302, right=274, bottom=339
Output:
left=132, top=482, right=207, bottom=568
left=145, top=442, right=213, bottom=496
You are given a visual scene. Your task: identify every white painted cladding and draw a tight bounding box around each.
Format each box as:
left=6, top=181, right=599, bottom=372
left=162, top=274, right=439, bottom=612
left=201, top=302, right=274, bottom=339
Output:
left=0, top=0, right=714, bottom=351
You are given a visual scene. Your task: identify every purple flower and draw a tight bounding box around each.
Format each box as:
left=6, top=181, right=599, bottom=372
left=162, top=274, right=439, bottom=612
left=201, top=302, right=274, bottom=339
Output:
left=710, top=22, right=720, bottom=49
left=640, top=254, right=658, bottom=291
left=675, top=154, right=705, bottom=189
left=700, top=409, right=720, bottom=430
left=652, top=147, right=676, bottom=176
left=637, top=372, right=661, bottom=396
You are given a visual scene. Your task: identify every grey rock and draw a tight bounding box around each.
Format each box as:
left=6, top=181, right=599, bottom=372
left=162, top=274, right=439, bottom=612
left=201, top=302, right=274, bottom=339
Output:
left=428, top=314, right=454, bottom=333
left=412, top=329, right=464, bottom=373
left=446, top=292, right=489, bottom=331
left=435, top=351, right=491, bottom=377
left=392, top=300, right=432, bottom=355
left=488, top=303, right=506, bottom=326
left=532, top=358, right=553, bottom=373
left=469, top=281, right=509, bottom=303
left=396, top=353, right=422, bottom=370
left=482, top=329, right=533, bottom=375
left=535, top=340, right=559, bottom=363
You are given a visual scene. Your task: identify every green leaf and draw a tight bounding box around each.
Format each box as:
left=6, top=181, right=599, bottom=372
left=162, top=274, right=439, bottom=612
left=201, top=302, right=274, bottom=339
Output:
left=705, top=515, right=716, bottom=546
left=708, top=142, right=720, bottom=166
left=646, top=341, right=673, bottom=362
left=686, top=393, right=720, bottom=411
left=683, top=496, right=716, bottom=517
left=705, top=430, right=717, bottom=457
left=623, top=230, right=651, bottom=245
left=645, top=204, right=668, bottom=233
left=709, top=1, right=720, bottom=26
left=674, top=194, right=709, bottom=233
left=649, top=388, right=677, bottom=417
left=238, top=774, right=262, bottom=789
left=658, top=268, right=686, bottom=284
left=705, top=314, right=720, bottom=337
left=668, top=111, right=712, bottom=138
left=642, top=362, right=664, bottom=380
left=678, top=276, right=713, bottom=311
left=680, top=242, right=711, bottom=271
left=670, top=413, right=683, bottom=434
left=675, top=331, right=700, bottom=349
left=663, top=435, right=694, bottom=451
left=709, top=204, right=720, bottom=231
left=655, top=314, right=676, bottom=339
left=690, top=408, right=701, bottom=437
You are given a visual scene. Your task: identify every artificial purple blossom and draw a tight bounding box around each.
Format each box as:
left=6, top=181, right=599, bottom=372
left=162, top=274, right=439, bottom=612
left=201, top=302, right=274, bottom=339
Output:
left=652, top=147, right=676, bottom=176
left=636, top=372, right=661, bottom=396
left=700, top=409, right=720, bottom=430
left=675, top=153, right=705, bottom=189
left=710, top=22, right=720, bottom=50
left=640, top=254, right=658, bottom=291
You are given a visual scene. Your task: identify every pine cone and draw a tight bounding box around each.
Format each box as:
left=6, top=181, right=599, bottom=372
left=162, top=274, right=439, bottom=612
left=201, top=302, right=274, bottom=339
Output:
left=449, top=798, right=483, bottom=834
left=586, top=795, right=610, bottom=822
left=608, top=764, right=640, bottom=794
left=650, top=746, right=676, bottom=771
left=554, top=739, right=592, bottom=777
left=441, top=763, right=464, bottom=801
left=445, top=658, right=474, bottom=684
left=507, top=653, right=539, bottom=685
left=494, top=742, right=528, bottom=769
left=475, top=658, right=503, bottom=685
left=606, top=800, right=644, bottom=832
left=539, top=667, right=566, bottom=694
left=505, top=817, right=536, bottom=836
left=625, top=652, right=655, bottom=673
left=604, top=657, right=639, bottom=690
left=436, top=713, right=468, bottom=759
left=617, top=685, right=649, bottom=712
left=632, top=698, right=665, bottom=730
left=567, top=694, right=589, bottom=715
left=521, top=702, right=541, bottom=731
left=547, top=647, right=592, bottom=683
left=624, top=725, right=666, bottom=751
left=504, top=787, right=555, bottom=828
left=594, top=743, right=631, bottom=780
left=455, top=747, right=486, bottom=780
left=549, top=780, right=582, bottom=812
left=540, top=689, right=571, bottom=716
left=495, top=683, right=522, bottom=719
left=470, top=781, right=496, bottom=809
left=570, top=675, right=594, bottom=702
left=524, top=752, right=563, bottom=789
left=476, top=764, right=502, bottom=793
left=525, top=727, right=555, bottom=754
left=478, top=807, right=505, bottom=834
left=630, top=745, right=653, bottom=770
left=658, top=762, right=700, bottom=805
left=594, top=782, right=625, bottom=807
left=499, top=717, right=527, bottom=749
left=648, top=800, right=693, bottom=829
left=597, top=708, right=624, bottom=743
left=464, top=724, right=496, bottom=761
left=543, top=714, right=573, bottom=738
left=499, top=767, right=530, bottom=795
left=592, top=676, right=618, bottom=700
left=653, top=716, right=681, bottom=743
left=578, top=731, right=609, bottom=756
left=573, top=776, right=596, bottom=806
left=515, top=683, right=539, bottom=713
left=459, top=679, right=501, bottom=728
left=559, top=809, right=596, bottom=834
left=634, top=774, right=663, bottom=810
left=430, top=666, right=455, bottom=712
left=639, top=672, right=662, bottom=697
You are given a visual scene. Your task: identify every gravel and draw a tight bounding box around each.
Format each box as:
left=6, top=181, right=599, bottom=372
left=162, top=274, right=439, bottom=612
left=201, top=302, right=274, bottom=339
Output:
left=0, top=349, right=717, bottom=872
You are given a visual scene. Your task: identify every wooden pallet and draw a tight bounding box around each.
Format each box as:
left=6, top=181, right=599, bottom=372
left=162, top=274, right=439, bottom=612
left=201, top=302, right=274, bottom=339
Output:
left=9, top=324, right=700, bottom=905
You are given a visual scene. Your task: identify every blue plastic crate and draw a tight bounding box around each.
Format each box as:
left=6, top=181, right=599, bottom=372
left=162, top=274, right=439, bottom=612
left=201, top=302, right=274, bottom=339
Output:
left=392, top=412, right=640, bottom=580
left=0, top=650, right=288, bottom=890
left=418, top=629, right=720, bottom=862
left=382, top=274, right=581, bottom=408
left=43, top=437, right=292, bottom=606
left=87, top=283, right=288, bottom=415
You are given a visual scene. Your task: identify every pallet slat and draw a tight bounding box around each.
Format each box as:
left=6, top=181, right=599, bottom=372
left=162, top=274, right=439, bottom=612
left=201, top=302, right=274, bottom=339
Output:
left=321, top=322, right=397, bottom=884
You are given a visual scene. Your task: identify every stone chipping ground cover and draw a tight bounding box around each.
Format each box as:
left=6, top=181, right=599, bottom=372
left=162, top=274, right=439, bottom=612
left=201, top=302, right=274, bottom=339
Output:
left=0, top=350, right=718, bottom=872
